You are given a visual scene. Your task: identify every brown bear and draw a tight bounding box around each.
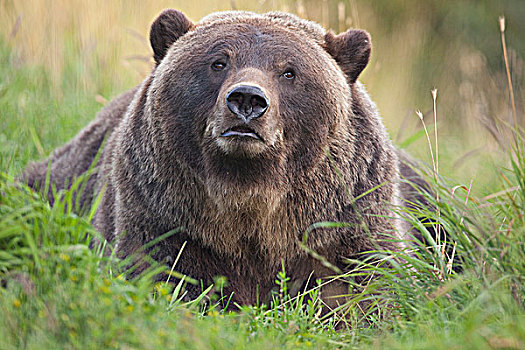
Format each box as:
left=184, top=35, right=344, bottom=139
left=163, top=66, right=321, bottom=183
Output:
left=23, top=9, right=424, bottom=308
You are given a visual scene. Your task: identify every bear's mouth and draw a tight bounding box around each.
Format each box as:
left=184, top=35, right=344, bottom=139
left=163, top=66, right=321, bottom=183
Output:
left=220, top=126, right=263, bottom=141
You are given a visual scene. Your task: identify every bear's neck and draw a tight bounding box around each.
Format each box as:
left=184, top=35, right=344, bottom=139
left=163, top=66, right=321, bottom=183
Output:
left=154, top=155, right=362, bottom=264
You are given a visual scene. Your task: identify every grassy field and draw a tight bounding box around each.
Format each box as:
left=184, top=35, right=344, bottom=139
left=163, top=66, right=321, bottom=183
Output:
left=1, top=1, right=524, bottom=348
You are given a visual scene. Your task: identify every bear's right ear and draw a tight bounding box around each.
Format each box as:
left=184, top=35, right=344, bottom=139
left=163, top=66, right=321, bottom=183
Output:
left=150, top=9, right=194, bottom=65
left=324, top=29, right=371, bottom=84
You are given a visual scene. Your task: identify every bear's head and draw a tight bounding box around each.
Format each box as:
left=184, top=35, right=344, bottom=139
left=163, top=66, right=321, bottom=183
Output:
left=144, top=9, right=371, bottom=211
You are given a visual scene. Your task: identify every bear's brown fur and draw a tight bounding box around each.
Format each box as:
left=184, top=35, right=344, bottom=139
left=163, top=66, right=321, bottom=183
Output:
left=23, top=9, right=422, bottom=307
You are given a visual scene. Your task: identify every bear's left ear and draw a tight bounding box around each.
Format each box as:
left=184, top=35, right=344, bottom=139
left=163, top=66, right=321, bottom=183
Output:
left=150, top=9, right=194, bottom=65
left=324, top=29, right=371, bottom=84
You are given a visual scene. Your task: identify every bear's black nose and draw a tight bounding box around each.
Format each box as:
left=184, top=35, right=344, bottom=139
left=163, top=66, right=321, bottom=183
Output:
left=226, top=85, right=269, bottom=122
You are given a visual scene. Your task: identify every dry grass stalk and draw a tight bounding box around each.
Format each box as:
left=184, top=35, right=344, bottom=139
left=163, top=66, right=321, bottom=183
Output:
left=432, top=89, right=439, bottom=179
left=416, top=110, right=437, bottom=178
left=416, top=108, right=446, bottom=264
left=431, top=89, right=443, bottom=259
left=499, top=16, right=518, bottom=128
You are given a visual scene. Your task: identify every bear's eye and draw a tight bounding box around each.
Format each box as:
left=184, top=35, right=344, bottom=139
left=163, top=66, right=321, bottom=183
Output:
left=282, top=70, right=295, bottom=80
left=211, top=60, right=227, bottom=71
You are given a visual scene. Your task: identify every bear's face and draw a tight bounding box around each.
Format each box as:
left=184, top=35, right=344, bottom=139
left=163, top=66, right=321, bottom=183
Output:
left=145, top=10, right=371, bottom=208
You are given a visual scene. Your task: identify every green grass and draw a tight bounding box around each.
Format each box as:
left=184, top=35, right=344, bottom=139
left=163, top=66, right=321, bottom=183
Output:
left=1, top=38, right=524, bottom=349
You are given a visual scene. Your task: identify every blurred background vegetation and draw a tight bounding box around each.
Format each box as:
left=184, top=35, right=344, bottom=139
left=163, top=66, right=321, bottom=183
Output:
left=1, top=0, right=523, bottom=194
left=0, top=3, right=523, bottom=347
